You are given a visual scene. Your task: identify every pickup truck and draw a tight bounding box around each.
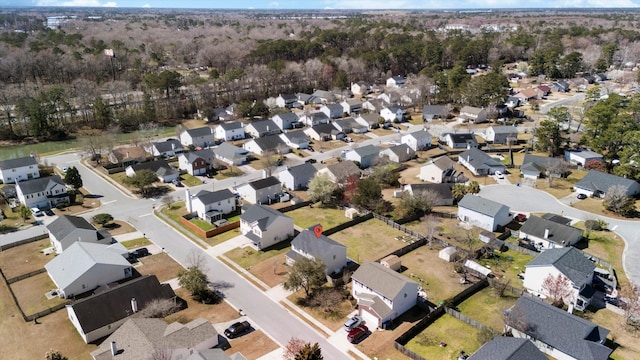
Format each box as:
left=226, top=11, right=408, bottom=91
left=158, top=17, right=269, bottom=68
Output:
left=224, top=321, right=251, bottom=338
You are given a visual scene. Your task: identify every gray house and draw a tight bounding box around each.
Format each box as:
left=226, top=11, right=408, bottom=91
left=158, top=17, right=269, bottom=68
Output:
left=519, top=215, right=583, bottom=250
left=458, top=148, right=506, bottom=176
left=422, top=104, right=450, bottom=122
left=469, top=337, right=546, bottom=360
left=506, top=296, right=612, bottom=360
left=278, top=163, right=317, bottom=190
left=403, top=183, right=454, bottom=206
left=485, top=126, right=518, bottom=144
left=286, top=225, right=347, bottom=275
left=213, top=142, right=248, bottom=166
left=244, top=119, right=282, bottom=138
left=344, top=144, right=381, bottom=169
left=574, top=170, right=640, bottom=198
left=457, top=194, right=512, bottom=231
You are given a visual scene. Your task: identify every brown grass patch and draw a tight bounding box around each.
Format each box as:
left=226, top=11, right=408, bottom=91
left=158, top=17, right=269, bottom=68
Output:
left=357, top=306, right=426, bottom=360
left=165, top=288, right=239, bottom=325
left=247, top=253, right=288, bottom=288
left=10, top=272, right=67, bottom=316
left=103, top=220, right=137, bottom=236
left=224, top=327, right=279, bottom=360
left=0, top=239, right=52, bottom=279
left=135, top=253, right=184, bottom=283
left=586, top=310, right=640, bottom=360
left=287, top=288, right=354, bottom=332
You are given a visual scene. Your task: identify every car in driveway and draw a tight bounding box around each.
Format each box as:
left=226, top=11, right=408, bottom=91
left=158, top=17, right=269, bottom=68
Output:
left=343, top=315, right=363, bottom=332
left=347, top=324, right=369, bottom=343
left=44, top=209, right=55, bottom=216
left=514, top=213, right=527, bottom=222
left=128, top=247, right=150, bottom=260
left=224, top=321, right=251, bottom=338
left=31, top=208, right=43, bottom=217
left=494, top=170, right=504, bottom=179
left=577, top=193, right=587, bottom=199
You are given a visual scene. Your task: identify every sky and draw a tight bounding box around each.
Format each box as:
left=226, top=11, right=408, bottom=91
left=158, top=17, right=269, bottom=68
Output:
left=2, top=0, right=640, bottom=9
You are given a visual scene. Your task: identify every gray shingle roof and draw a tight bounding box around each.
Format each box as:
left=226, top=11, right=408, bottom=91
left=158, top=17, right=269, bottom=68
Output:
left=407, top=128, right=432, bottom=141
left=444, top=132, right=477, bottom=146
left=430, top=155, right=456, bottom=170
left=0, top=155, right=38, bottom=169
left=185, top=126, right=214, bottom=137
left=194, top=189, right=235, bottom=205
left=405, top=183, right=453, bottom=200
left=283, top=163, right=317, bottom=179
left=291, top=226, right=345, bottom=259
left=250, top=135, right=288, bottom=151
left=310, top=123, right=340, bottom=135
left=47, top=215, right=96, bottom=240
left=241, top=204, right=289, bottom=230
left=183, top=149, right=214, bottom=163
left=219, top=122, right=243, bottom=131
left=520, top=215, right=584, bottom=247
left=91, top=317, right=218, bottom=360
left=325, top=161, right=361, bottom=182
left=357, top=113, right=379, bottom=125
left=214, top=143, right=248, bottom=161
left=353, top=144, right=380, bottom=157
left=246, top=119, right=280, bottom=135
left=272, top=112, right=299, bottom=123
left=248, top=176, right=281, bottom=190
left=469, top=337, right=546, bottom=360
left=507, top=296, right=612, bottom=360
left=280, top=130, right=309, bottom=144
left=526, top=247, right=595, bottom=289
left=489, top=125, right=518, bottom=134
left=130, top=159, right=173, bottom=173
left=152, top=139, right=184, bottom=153
left=352, top=261, right=417, bottom=300
left=17, top=175, right=65, bottom=195
left=422, top=105, right=449, bottom=118
left=68, top=275, right=176, bottom=334
left=459, top=148, right=504, bottom=171
left=575, top=170, right=640, bottom=194
left=334, top=118, right=362, bottom=131
left=458, top=194, right=509, bottom=217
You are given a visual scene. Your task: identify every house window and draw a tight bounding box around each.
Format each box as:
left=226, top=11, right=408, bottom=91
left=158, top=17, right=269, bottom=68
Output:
left=404, top=293, right=407, bottom=298
left=82, top=284, right=86, bottom=289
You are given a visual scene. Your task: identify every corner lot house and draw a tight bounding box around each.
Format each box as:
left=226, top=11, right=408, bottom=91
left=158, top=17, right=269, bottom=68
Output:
left=185, top=188, right=236, bottom=222
left=574, top=170, right=640, bottom=197
left=519, top=215, right=583, bottom=250
left=108, top=145, right=148, bottom=167
left=235, top=176, right=282, bottom=204
left=457, top=194, right=512, bottom=231
left=401, top=128, right=432, bottom=151
left=523, top=247, right=596, bottom=311
left=506, top=296, right=612, bottom=360
left=469, top=337, right=547, bottom=360
left=48, top=214, right=113, bottom=254
left=351, top=262, right=418, bottom=329
left=458, top=148, right=506, bottom=176
left=179, top=126, right=215, bottom=148
left=45, top=242, right=132, bottom=299
left=240, top=204, right=294, bottom=250
left=67, top=275, right=176, bottom=343
left=178, top=149, right=215, bottom=176
left=419, top=156, right=458, bottom=183
left=125, top=159, right=179, bottom=183
left=286, top=225, right=347, bottom=275
left=278, top=162, right=317, bottom=190
left=485, top=126, right=518, bottom=144
left=0, top=156, right=39, bottom=184
left=16, top=175, right=69, bottom=209
left=90, top=317, right=220, bottom=360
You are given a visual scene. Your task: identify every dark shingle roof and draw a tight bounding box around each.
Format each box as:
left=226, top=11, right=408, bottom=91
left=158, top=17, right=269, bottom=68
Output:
left=405, top=183, right=453, bottom=200
left=250, top=135, right=288, bottom=152
left=575, top=170, right=640, bottom=194
left=152, top=139, right=184, bottom=153
left=310, top=123, right=340, bottom=135
left=272, top=112, right=299, bottom=123
left=352, top=262, right=417, bottom=300
left=444, top=132, right=477, bottom=145
left=458, top=194, right=509, bottom=217
left=247, top=119, right=280, bottom=135
left=353, top=144, right=380, bottom=157
left=241, top=204, right=289, bottom=230
left=194, top=189, right=235, bottom=205
left=459, top=148, right=504, bottom=171
left=17, top=175, right=65, bottom=195
left=0, top=156, right=38, bottom=169
left=47, top=215, right=96, bottom=240
left=291, top=226, right=345, bottom=260
left=214, top=143, right=248, bottom=161
left=520, top=215, right=583, bottom=247
left=185, top=126, right=214, bottom=137
left=469, top=337, right=546, bottom=360
left=248, top=176, right=281, bottom=190
left=69, top=275, right=176, bottom=334
left=183, top=149, right=214, bottom=163
left=130, top=159, right=173, bottom=172
left=526, top=247, right=595, bottom=289
left=219, top=122, right=243, bottom=131
left=422, top=105, right=449, bottom=117
left=507, top=296, right=612, bottom=360
left=325, top=161, right=360, bottom=182
left=283, top=163, right=317, bottom=179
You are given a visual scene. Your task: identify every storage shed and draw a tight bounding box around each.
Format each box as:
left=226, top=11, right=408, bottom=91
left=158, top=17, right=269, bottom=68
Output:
left=439, top=246, right=458, bottom=262
left=380, top=255, right=402, bottom=271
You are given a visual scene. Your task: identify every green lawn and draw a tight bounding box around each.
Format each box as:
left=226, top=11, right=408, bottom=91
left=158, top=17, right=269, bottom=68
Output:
left=456, top=287, right=519, bottom=331
left=120, top=237, right=152, bottom=249
left=180, top=173, right=203, bottom=187
left=204, top=228, right=242, bottom=247
left=224, top=240, right=292, bottom=270
left=406, top=314, right=482, bottom=360
left=476, top=250, right=533, bottom=290
left=191, top=218, right=215, bottom=231
left=329, top=219, right=407, bottom=263
left=286, top=206, right=349, bottom=230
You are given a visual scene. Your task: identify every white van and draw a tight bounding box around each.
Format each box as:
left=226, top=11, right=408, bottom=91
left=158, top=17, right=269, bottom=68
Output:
left=31, top=208, right=43, bottom=217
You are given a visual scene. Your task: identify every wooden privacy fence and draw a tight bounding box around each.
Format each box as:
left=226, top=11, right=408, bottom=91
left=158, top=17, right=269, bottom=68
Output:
left=6, top=268, right=47, bottom=284
left=0, top=233, right=49, bottom=251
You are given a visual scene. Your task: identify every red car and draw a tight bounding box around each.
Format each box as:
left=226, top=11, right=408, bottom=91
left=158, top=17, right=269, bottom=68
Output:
left=347, top=325, right=369, bottom=343
left=515, top=213, right=527, bottom=222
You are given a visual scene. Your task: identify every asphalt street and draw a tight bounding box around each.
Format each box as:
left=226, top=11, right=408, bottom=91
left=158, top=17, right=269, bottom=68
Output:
left=479, top=184, right=640, bottom=287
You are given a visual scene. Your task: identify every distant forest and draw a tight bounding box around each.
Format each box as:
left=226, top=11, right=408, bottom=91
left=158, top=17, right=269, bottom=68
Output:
left=0, top=8, right=639, bottom=141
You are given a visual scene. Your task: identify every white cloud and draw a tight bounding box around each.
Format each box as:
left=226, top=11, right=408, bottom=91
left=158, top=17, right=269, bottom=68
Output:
left=103, top=1, right=117, bottom=6
left=269, top=1, right=279, bottom=6
left=142, top=3, right=151, bottom=7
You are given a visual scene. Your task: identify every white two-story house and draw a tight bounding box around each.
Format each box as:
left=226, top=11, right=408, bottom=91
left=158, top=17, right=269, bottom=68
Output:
left=0, top=156, right=40, bottom=184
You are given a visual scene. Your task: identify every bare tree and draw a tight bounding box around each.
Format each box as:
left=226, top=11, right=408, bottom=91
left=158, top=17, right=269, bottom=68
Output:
left=622, top=285, right=640, bottom=331
left=149, top=348, right=172, bottom=360
left=422, top=215, right=440, bottom=249
left=541, top=273, right=574, bottom=307
left=545, top=158, right=570, bottom=186
left=603, top=184, right=636, bottom=216
left=138, top=298, right=179, bottom=318
left=284, top=337, right=308, bottom=360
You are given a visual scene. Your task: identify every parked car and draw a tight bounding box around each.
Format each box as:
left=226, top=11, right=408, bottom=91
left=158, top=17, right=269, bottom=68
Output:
left=305, top=158, right=317, bottom=164
left=514, top=213, right=527, bottom=222
left=172, top=180, right=184, bottom=187
left=129, top=247, right=150, bottom=260
left=31, top=207, right=43, bottom=217
left=224, top=321, right=251, bottom=338
left=343, top=315, right=363, bottom=332
left=347, top=324, right=369, bottom=343
left=577, top=193, right=587, bottom=200
left=494, top=170, right=504, bottom=179
left=44, top=209, right=55, bottom=216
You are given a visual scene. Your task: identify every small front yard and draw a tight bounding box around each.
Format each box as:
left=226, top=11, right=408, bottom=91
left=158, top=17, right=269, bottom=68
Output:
left=0, top=239, right=52, bottom=279
left=405, top=314, right=482, bottom=360
left=135, top=253, right=184, bottom=282
left=287, top=287, right=354, bottom=331
left=224, top=241, right=292, bottom=286
left=456, top=287, right=519, bottom=331
left=534, top=169, right=587, bottom=199
left=329, top=218, right=407, bottom=263
left=120, top=237, right=152, bottom=249
left=166, top=288, right=239, bottom=324
left=574, top=222, right=630, bottom=289
left=203, top=228, right=242, bottom=247
left=10, top=272, right=67, bottom=315
left=286, top=205, right=349, bottom=230
left=180, top=173, right=203, bottom=187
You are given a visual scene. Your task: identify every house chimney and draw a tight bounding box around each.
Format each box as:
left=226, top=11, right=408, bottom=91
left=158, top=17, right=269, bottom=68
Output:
left=544, top=228, right=550, bottom=239
left=110, top=342, right=117, bottom=356
left=131, top=298, right=138, bottom=313
left=185, top=188, right=193, bottom=213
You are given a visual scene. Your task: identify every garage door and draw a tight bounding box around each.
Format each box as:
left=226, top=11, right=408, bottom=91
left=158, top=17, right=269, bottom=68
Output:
left=359, top=308, right=380, bottom=330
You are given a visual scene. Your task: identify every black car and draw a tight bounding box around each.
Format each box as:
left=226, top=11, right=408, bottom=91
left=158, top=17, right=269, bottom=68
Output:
left=305, top=158, right=317, bottom=164
left=44, top=209, right=55, bottom=216
left=224, top=321, right=251, bottom=338
left=577, top=193, right=587, bottom=200
left=129, top=247, right=150, bottom=260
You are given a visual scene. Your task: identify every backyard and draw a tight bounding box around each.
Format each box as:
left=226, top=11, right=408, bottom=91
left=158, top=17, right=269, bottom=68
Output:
left=405, top=314, right=482, bottom=360
left=0, top=238, right=52, bottom=279
left=10, top=272, right=67, bottom=316
left=286, top=206, right=350, bottom=230
left=456, top=287, right=519, bottom=332
left=475, top=249, right=533, bottom=290
left=329, top=218, right=407, bottom=263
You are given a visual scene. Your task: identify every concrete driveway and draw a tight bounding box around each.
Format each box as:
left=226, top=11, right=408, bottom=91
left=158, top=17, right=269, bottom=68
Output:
left=479, top=184, right=640, bottom=287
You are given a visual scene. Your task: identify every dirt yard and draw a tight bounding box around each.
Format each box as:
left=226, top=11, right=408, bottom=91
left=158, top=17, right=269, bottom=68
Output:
left=247, top=253, right=288, bottom=288
left=135, top=253, right=184, bottom=282
left=0, top=239, right=52, bottom=279
left=10, top=271, right=67, bottom=317
left=103, top=220, right=136, bottom=236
